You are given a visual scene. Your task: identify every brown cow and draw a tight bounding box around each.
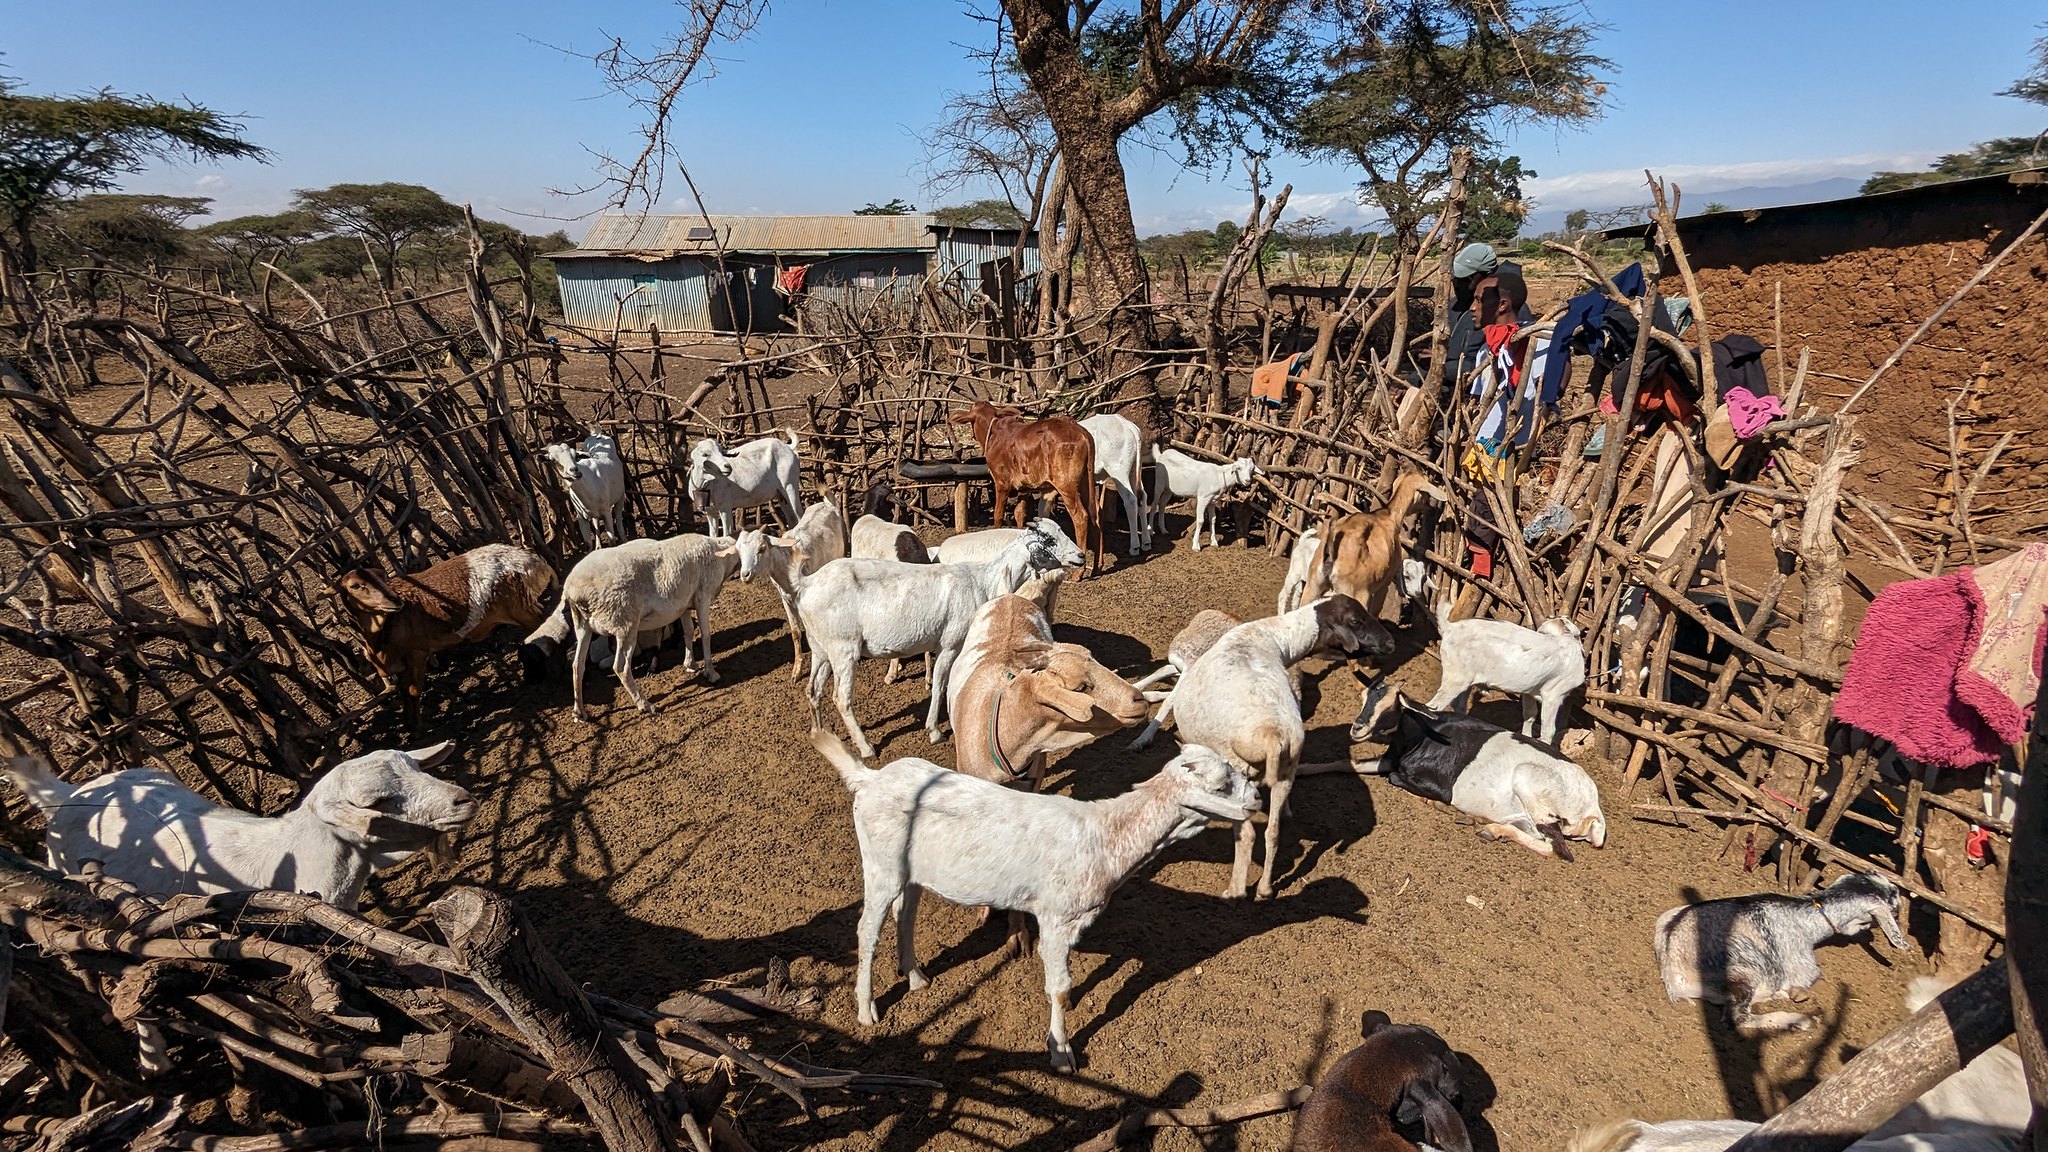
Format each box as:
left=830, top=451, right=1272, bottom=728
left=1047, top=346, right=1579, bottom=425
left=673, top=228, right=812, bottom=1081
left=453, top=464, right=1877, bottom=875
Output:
left=949, top=401, right=1101, bottom=577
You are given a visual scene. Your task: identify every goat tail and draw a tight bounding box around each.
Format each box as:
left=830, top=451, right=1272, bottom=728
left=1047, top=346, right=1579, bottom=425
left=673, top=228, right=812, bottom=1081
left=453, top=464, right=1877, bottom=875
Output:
left=810, top=729, right=874, bottom=790
left=2, top=755, right=74, bottom=815
left=1565, top=1120, right=1648, bottom=1152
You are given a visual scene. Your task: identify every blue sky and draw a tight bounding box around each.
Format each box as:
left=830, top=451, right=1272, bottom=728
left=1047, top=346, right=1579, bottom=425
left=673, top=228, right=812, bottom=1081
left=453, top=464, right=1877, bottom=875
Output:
left=5, top=0, right=2042, bottom=236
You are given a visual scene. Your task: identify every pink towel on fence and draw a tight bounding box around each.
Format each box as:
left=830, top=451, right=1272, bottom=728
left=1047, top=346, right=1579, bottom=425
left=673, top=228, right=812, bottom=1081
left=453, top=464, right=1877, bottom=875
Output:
left=1832, top=571, right=2006, bottom=768
left=1724, top=385, right=1785, bottom=439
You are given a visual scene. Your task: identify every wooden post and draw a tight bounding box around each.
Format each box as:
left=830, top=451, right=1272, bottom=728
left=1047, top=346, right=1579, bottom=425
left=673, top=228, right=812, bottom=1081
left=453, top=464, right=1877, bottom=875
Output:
left=954, top=482, right=970, bottom=533
left=1724, top=961, right=2012, bottom=1152
left=432, top=888, right=677, bottom=1152
left=2010, top=665, right=2048, bottom=1134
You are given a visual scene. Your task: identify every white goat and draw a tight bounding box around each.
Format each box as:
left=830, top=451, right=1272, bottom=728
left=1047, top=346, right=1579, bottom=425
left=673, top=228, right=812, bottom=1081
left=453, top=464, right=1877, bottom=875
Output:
left=930, top=517, right=1084, bottom=620
left=797, top=528, right=1082, bottom=757
left=1128, top=608, right=1244, bottom=750
left=686, top=432, right=802, bottom=538
left=3, top=745, right=476, bottom=912
left=1167, top=596, right=1394, bottom=899
left=850, top=478, right=929, bottom=564
left=1149, top=448, right=1260, bottom=551
left=543, top=432, right=627, bottom=547
left=1277, top=525, right=1322, bottom=615
left=1429, top=608, right=1586, bottom=745
left=813, top=731, right=1259, bottom=1072
left=563, top=533, right=742, bottom=719
left=736, top=500, right=848, bottom=678
left=1080, top=413, right=1150, bottom=554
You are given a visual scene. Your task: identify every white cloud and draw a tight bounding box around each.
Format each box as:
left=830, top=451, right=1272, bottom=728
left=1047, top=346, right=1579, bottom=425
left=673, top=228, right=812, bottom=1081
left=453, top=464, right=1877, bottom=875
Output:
left=1523, top=151, right=1940, bottom=209
left=195, top=174, right=227, bottom=191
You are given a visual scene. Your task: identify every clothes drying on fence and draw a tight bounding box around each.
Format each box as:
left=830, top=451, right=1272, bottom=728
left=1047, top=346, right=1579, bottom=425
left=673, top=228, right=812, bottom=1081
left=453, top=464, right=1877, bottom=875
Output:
left=1833, top=546, right=2048, bottom=767
left=778, top=265, right=809, bottom=295
left=1724, top=386, right=1784, bottom=439
left=1538, top=262, right=1646, bottom=406
left=1641, top=425, right=1697, bottom=565
left=1252, top=352, right=1305, bottom=405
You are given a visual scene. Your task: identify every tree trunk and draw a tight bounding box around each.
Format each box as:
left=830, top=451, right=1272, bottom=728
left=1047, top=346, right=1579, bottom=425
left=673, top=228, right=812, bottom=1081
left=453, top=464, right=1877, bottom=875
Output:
left=432, top=888, right=677, bottom=1152
left=1005, top=2, right=1158, bottom=413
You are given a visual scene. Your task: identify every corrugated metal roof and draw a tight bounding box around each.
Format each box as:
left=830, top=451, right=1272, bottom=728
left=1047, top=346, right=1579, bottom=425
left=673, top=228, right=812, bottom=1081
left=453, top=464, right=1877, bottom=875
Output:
left=554, top=213, right=943, bottom=257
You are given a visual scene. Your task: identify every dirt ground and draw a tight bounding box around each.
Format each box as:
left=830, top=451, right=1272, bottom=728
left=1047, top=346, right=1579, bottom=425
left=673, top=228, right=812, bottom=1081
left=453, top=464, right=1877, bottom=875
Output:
left=367, top=528, right=1926, bottom=1152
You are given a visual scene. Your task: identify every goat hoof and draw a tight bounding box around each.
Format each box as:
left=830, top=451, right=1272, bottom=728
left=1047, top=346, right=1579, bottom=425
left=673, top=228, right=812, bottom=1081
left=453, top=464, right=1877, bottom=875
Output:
left=905, top=968, right=929, bottom=991
left=699, top=670, right=720, bottom=684
left=636, top=701, right=659, bottom=715
left=1254, top=888, right=1273, bottom=902
left=1047, top=1041, right=1077, bottom=1074
left=927, top=729, right=945, bottom=745
left=856, top=1008, right=879, bottom=1028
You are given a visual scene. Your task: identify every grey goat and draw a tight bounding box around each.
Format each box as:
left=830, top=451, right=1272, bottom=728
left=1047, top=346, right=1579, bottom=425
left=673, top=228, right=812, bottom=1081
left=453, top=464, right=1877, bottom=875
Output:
left=1654, top=873, right=1906, bottom=1034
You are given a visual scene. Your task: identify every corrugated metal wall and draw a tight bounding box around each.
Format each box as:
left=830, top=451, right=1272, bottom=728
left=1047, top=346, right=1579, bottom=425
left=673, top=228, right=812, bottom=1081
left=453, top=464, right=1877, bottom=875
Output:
left=932, top=228, right=1042, bottom=284
left=555, top=257, right=776, bottom=334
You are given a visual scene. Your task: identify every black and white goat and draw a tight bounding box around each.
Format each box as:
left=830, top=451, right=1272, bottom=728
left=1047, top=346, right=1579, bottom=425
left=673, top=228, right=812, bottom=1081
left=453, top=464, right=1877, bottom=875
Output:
left=1653, top=872, right=1907, bottom=1034
left=1350, top=684, right=1606, bottom=858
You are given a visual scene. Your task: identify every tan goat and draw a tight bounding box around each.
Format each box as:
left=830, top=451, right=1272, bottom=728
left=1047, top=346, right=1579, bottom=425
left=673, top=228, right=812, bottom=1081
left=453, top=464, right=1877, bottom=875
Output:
left=1302, top=471, right=1443, bottom=615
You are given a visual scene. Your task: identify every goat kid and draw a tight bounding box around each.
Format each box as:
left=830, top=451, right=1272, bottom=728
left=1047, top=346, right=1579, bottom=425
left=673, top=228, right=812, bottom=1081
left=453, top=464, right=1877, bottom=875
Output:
left=737, top=500, right=848, bottom=678
left=4, top=745, right=475, bottom=912
left=815, top=731, right=1258, bottom=1072
left=1149, top=448, right=1259, bottom=551
left=1351, top=685, right=1607, bottom=858
left=1290, top=1010, right=1474, bottom=1152
left=1168, top=596, right=1394, bottom=899
left=686, top=431, right=802, bottom=538
left=1428, top=607, right=1586, bottom=745
left=1654, top=872, right=1907, bottom=1034
left=543, top=432, right=627, bottom=547
left=1080, top=412, right=1151, bottom=554
left=334, top=544, right=554, bottom=734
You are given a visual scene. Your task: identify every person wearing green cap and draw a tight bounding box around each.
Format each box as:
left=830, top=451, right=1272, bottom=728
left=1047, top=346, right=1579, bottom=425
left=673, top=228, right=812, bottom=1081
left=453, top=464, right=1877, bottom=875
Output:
left=1441, top=242, right=1530, bottom=388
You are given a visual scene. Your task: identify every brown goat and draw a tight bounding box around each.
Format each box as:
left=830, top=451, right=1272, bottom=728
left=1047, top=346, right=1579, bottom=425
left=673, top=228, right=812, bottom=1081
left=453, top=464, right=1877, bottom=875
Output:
left=334, top=544, right=554, bottom=733
left=1302, top=471, right=1442, bottom=614
left=949, top=401, right=1100, bottom=577
left=1290, top=1011, right=1473, bottom=1152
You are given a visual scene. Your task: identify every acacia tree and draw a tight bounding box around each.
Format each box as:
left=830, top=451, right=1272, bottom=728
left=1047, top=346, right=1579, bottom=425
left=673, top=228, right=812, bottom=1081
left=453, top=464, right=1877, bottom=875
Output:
left=199, top=210, right=319, bottom=288
left=291, top=182, right=463, bottom=290
left=35, top=193, right=211, bottom=269
left=1290, top=0, right=1606, bottom=360
left=0, top=77, right=262, bottom=289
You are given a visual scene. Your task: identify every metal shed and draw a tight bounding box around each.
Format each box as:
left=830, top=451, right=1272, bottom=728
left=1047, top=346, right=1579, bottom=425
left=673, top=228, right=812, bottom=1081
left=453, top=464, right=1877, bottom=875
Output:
left=548, top=214, right=1039, bottom=334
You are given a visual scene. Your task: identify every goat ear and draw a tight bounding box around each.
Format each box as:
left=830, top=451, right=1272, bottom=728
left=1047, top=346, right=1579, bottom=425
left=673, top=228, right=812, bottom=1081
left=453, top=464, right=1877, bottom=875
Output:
left=1036, top=678, right=1099, bottom=724
left=714, top=545, right=737, bottom=558
left=405, top=741, right=457, bottom=770
left=1359, top=1009, right=1392, bottom=1038
left=768, top=534, right=795, bottom=548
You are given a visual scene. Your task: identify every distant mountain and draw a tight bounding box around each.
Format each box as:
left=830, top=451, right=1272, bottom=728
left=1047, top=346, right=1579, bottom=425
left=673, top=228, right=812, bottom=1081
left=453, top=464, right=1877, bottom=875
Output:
left=1520, top=176, right=1866, bottom=236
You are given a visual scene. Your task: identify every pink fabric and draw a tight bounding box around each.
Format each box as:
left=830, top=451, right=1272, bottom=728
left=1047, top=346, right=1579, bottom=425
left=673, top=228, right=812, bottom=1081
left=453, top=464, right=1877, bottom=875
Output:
left=1598, top=392, right=1619, bottom=416
left=1724, top=385, right=1784, bottom=439
left=1832, top=572, right=2006, bottom=768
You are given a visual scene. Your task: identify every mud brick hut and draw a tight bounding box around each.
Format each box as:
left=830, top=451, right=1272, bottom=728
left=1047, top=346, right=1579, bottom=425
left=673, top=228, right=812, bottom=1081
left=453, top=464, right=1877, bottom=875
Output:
left=1617, top=171, right=2048, bottom=536
left=549, top=213, right=1039, bottom=336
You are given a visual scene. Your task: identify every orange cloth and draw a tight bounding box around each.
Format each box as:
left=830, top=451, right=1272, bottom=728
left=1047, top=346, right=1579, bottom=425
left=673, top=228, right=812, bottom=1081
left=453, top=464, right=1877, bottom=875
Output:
left=1251, top=354, right=1300, bottom=404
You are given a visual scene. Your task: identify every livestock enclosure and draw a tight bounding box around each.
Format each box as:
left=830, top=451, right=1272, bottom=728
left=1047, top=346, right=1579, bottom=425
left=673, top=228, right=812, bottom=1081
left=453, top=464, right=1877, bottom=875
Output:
left=0, top=169, right=2042, bottom=1150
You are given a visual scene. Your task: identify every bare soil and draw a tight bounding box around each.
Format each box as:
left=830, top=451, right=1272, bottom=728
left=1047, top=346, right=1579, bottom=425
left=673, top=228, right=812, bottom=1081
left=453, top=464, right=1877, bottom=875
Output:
left=369, top=533, right=1923, bottom=1152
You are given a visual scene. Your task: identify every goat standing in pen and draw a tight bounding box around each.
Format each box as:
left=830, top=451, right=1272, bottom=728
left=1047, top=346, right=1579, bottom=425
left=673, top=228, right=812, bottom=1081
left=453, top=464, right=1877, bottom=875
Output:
left=1304, top=471, right=1444, bottom=612
left=1080, top=412, right=1150, bottom=554
left=736, top=499, right=848, bottom=679
left=1653, top=872, right=1907, bottom=1033
left=814, top=732, right=1259, bottom=1072
left=686, top=431, right=802, bottom=538
left=1427, top=607, right=1586, bottom=745
left=543, top=432, right=626, bottom=548
left=950, top=400, right=1100, bottom=577
left=560, top=532, right=743, bottom=718
left=1148, top=448, right=1259, bottom=551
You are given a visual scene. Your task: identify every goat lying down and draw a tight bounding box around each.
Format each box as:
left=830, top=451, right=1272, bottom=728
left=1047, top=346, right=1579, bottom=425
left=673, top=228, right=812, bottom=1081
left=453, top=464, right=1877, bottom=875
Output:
left=1569, top=975, right=2025, bottom=1152
left=1290, top=1011, right=1474, bottom=1152
left=3, top=745, right=476, bottom=912
left=814, top=731, right=1258, bottom=1072
left=1653, top=872, right=1907, bottom=1034
left=1350, top=685, right=1606, bottom=858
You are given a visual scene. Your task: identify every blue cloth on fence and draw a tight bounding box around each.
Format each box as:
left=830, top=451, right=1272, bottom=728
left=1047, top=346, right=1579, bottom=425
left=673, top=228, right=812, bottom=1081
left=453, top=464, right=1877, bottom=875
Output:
left=1538, top=262, right=1646, bottom=407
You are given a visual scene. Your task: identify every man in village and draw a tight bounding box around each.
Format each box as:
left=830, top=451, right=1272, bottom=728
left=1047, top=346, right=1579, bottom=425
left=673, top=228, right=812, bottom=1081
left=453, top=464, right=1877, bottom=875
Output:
left=1440, top=241, right=1535, bottom=391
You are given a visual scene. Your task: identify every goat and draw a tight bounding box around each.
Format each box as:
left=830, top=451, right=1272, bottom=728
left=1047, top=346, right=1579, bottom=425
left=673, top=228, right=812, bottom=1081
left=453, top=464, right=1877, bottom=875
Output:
left=797, top=527, right=1081, bottom=757
left=1653, top=872, right=1907, bottom=1034
left=333, top=544, right=554, bottom=734
left=950, top=400, right=1100, bottom=577
left=561, top=533, right=742, bottom=720
left=850, top=478, right=929, bottom=564
left=1351, top=685, right=1607, bottom=859
left=1278, top=525, right=1323, bottom=615
left=1079, top=412, right=1150, bottom=555
left=1166, top=596, right=1394, bottom=899
left=1149, top=448, right=1259, bottom=551
left=932, top=517, right=1084, bottom=619
left=1428, top=608, right=1586, bottom=745
left=1290, top=1010, right=1473, bottom=1152
left=686, top=431, right=802, bottom=539
left=1128, top=608, right=1244, bottom=750
left=543, top=432, right=627, bottom=548
left=1569, top=976, right=2025, bottom=1152
left=813, top=730, right=1259, bottom=1072
left=3, top=745, right=475, bottom=912
left=736, top=500, right=848, bottom=679
left=518, top=604, right=674, bottom=683
left=1304, top=472, right=1444, bottom=612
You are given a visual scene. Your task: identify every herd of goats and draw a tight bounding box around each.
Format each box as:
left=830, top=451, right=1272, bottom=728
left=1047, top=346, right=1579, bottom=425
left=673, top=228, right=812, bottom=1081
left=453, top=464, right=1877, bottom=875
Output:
left=0, top=401, right=2030, bottom=1151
